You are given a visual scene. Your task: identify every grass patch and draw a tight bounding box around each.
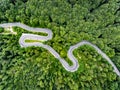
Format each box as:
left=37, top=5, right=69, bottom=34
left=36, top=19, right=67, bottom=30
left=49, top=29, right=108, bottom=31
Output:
left=25, top=39, right=43, bottom=43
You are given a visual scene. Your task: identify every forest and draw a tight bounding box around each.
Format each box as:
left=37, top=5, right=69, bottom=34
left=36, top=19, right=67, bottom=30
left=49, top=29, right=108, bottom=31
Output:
left=0, top=0, right=120, bottom=89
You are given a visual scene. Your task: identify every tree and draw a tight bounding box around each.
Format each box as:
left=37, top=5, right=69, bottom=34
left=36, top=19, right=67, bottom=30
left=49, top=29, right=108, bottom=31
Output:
left=0, top=27, right=4, bottom=33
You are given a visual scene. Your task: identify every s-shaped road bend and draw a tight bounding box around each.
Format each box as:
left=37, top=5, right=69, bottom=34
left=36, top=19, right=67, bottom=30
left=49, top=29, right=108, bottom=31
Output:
left=0, top=22, right=120, bottom=77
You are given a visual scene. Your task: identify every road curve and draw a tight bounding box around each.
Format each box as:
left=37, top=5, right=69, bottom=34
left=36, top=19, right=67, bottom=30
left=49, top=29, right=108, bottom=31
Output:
left=0, top=22, right=120, bottom=76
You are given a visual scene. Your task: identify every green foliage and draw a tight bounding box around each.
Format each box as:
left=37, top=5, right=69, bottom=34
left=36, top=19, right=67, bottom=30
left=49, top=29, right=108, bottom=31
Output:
left=0, top=0, right=120, bottom=90
left=0, top=27, right=4, bottom=33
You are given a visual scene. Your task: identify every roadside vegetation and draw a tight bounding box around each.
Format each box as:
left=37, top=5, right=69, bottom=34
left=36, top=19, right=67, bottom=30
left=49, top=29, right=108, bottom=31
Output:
left=0, top=27, right=4, bottom=33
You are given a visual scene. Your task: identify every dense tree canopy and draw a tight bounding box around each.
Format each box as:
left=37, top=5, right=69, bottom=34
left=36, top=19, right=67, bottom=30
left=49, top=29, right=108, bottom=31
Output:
left=0, top=0, right=120, bottom=89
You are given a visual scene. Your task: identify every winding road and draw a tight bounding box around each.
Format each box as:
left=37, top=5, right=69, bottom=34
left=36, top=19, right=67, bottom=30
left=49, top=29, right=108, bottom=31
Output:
left=0, top=22, right=120, bottom=76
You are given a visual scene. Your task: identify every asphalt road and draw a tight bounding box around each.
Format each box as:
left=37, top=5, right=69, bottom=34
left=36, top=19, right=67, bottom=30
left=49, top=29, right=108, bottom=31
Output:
left=0, top=22, right=120, bottom=76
